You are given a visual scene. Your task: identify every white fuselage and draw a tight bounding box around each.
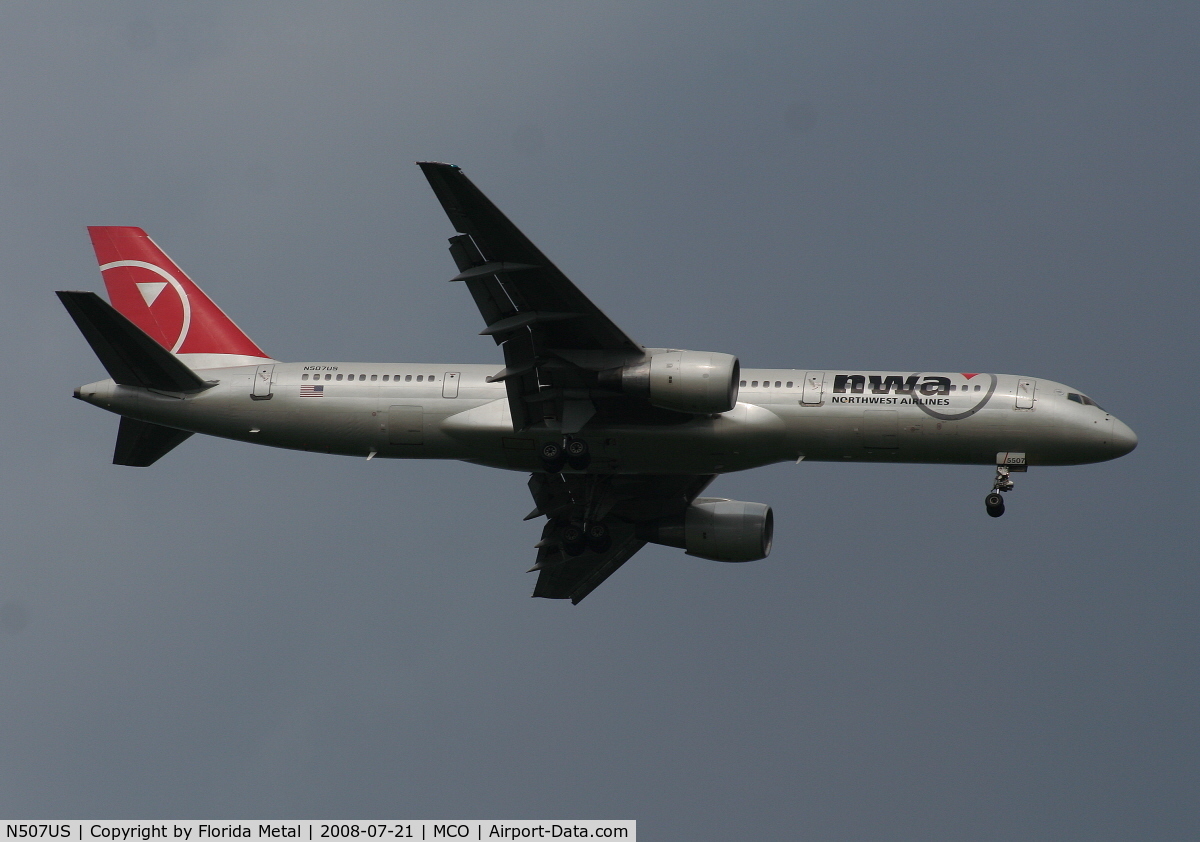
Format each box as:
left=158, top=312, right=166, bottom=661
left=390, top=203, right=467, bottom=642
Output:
left=74, top=363, right=1137, bottom=474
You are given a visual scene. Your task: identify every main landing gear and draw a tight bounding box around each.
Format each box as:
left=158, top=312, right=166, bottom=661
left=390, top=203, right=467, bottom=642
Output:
left=540, top=437, right=591, bottom=473
left=559, top=520, right=612, bottom=556
left=985, top=465, right=1015, bottom=517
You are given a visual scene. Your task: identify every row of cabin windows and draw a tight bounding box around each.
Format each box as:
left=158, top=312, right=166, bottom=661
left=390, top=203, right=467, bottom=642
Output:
left=300, top=373, right=437, bottom=383
left=741, top=380, right=794, bottom=388
left=739, top=378, right=984, bottom=392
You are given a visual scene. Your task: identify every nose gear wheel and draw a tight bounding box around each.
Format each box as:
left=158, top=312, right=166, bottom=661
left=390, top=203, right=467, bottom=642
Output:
left=985, top=465, right=1015, bottom=517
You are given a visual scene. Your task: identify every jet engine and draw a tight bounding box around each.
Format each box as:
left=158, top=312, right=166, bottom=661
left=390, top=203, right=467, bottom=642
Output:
left=600, top=350, right=740, bottom=414
left=638, top=497, right=773, bottom=562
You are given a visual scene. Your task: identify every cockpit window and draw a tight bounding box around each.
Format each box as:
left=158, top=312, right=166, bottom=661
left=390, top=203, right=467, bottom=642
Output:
left=1068, top=392, right=1107, bottom=411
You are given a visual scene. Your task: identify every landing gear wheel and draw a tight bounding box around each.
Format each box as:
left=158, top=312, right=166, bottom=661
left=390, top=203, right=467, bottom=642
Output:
left=565, top=437, right=591, bottom=471
left=985, top=492, right=1005, bottom=518
left=561, top=523, right=586, bottom=556
left=585, top=522, right=612, bottom=554
left=540, top=441, right=566, bottom=473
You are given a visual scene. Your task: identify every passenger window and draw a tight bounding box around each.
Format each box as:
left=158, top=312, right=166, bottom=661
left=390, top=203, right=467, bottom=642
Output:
left=324, top=374, right=331, bottom=381
left=336, top=374, right=343, bottom=381
left=416, top=375, right=423, bottom=382
left=359, top=374, right=366, bottom=381
left=429, top=374, right=435, bottom=381
left=775, top=381, right=781, bottom=388
left=302, top=373, right=309, bottom=381
left=786, top=381, right=793, bottom=388
left=974, top=385, right=980, bottom=391
left=751, top=381, right=758, bottom=387
left=370, top=374, right=377, bottom=381
left=405, top=375, right=412, bottom=382
left=740, top=380, right=747, bottom=387
left=382, top=375, right=388, bottom=381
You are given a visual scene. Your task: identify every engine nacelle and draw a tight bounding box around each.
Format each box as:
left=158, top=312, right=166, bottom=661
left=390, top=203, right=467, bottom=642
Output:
left=601, top=350, right=740, bottom=414
left=638, top=498, right=773, bottom=562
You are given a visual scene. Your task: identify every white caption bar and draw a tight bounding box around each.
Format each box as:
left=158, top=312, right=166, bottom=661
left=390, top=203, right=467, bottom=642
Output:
left=3, top=823, right=634, bottom=842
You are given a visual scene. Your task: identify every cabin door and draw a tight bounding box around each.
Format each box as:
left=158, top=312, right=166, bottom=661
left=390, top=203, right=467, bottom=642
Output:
left=251, top=364, right=274, bottom=399
left=1015, top=378, right=1036, bottom=409
left=801, top=371, right=824, bottom=406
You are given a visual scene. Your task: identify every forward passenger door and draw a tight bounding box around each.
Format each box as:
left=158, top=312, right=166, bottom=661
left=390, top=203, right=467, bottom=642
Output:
left=801, top=371, right=824, bottom=406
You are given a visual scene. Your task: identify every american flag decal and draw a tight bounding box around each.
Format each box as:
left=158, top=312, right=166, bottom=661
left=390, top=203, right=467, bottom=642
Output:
left=300, top=384, right=324, bottom=397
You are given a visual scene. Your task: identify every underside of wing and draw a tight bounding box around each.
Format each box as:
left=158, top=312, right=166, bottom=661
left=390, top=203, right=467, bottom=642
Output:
left=418, top=162, right=647, bottom=433
left=526, top=472, right=716, bottom=603
left=531, top=520, right=646, bottom=604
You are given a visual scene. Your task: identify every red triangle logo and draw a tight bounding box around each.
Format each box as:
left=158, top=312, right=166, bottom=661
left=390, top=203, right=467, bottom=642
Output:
left=962, top=373, right=979, bottom=379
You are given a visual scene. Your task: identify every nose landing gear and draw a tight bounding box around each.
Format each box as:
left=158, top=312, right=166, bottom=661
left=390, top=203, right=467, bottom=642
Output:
left=985, top=464, right=1015, bottom=517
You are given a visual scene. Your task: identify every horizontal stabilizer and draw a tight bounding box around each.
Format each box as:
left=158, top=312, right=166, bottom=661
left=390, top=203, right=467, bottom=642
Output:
left=113, top=417, right=193, bottom=467
left=57, top=291, right=210, bottom=392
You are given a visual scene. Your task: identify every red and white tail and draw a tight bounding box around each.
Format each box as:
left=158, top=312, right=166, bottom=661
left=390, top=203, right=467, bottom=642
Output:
left=88, top=226, right=272, bottom=369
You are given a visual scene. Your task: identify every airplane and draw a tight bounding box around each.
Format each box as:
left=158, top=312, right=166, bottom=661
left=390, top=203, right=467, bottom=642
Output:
left=58, top=162, right=1138, bottom=603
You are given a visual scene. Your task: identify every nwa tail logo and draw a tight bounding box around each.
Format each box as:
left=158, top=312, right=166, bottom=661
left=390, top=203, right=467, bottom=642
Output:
left=831, top=372, right=998, bottom=420
left=89, top=226, right=268, bottom=359
left=100, top=259, right=193, bottom=353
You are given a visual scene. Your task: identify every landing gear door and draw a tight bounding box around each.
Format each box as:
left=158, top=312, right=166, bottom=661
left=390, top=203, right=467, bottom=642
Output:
left=251, top=364, right=274, bottom=399
left=1015, top=378, right=1036, bottom=409
left=801, top=371, right=824, bottom=406
left=863, top=410, right=899, bottom=448
left=388, top=405, right=423, bottom=445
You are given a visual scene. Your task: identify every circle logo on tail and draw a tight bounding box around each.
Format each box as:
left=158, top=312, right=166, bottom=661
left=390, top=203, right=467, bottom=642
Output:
left=99, top=260, right=192, bottom=353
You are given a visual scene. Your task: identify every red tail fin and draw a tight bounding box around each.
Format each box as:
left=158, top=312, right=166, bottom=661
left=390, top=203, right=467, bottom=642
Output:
left=88, top=227, right=270, bottom=363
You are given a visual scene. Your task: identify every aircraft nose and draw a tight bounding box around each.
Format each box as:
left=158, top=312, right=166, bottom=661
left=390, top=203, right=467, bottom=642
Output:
left=1110, top=417, right=1138, bottom=457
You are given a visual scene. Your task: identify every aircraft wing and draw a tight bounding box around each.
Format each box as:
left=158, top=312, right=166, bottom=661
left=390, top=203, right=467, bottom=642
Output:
left=526, top=472, right=715, bottom=603
left=418, top=162, right=646, bottom=432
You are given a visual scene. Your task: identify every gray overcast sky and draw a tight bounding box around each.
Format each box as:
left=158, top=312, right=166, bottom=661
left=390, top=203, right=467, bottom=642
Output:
left=1, top=2, right=1196, bottom=838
